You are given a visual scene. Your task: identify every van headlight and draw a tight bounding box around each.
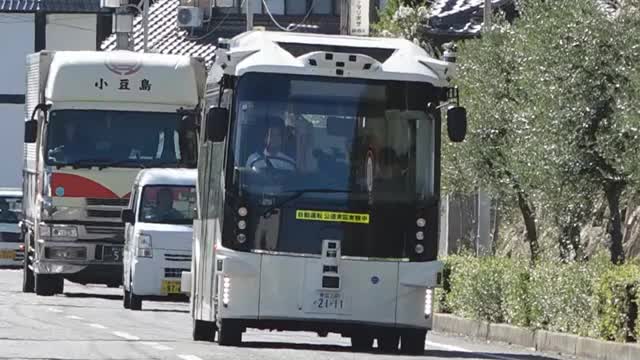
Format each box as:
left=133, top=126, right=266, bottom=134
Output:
left=135, top=233, right=152, bottom=258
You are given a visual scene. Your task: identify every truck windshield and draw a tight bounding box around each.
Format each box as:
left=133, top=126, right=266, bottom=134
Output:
left=45, top=110, right=197, bottom=168
left=231, top=73, right=435, bottom=203
left=223, top=73, right=438, bottom=259
left=139, top=185, right=196, bottom=225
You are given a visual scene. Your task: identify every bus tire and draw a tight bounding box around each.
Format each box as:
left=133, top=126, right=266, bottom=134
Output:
left=22, top=252, right=34, bottom=293
left=377, top=333, right=400, bottom=353
left=192, top=319, right=216, bottom=342
left=400, top=329, right=427, bottom=355
left=217, top=320, right=242, bottom=346
left=350, top=335, right=374, bottom=352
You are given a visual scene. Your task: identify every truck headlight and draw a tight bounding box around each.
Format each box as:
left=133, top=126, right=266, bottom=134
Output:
left=135, top=233, right=152, bottom=258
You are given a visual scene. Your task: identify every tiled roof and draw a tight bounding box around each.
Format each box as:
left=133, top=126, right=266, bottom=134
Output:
left=101, top=0, right=218, bottom=67
left=0, top=0, right=105, bottom=12
left=425, top=0, right=622, bottom=37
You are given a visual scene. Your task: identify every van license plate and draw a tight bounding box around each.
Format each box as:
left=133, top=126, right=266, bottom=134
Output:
left=0, top=250, right=15, bottom=259
left=161, top=280, right=181, bottom=295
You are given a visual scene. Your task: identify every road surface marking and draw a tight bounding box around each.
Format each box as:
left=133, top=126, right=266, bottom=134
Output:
left=66, top=315, right=84, bottom=320
left=141, top=341, right=172, bottom=351
left=88, top=323, right=107, bottom=329
left=47, top=308, right=63, bottom=313
left=178, top=355, right=204, bottom=360
left=112, top=331, right=140, bottom=341
left=425, top=340, right=523, bottom=360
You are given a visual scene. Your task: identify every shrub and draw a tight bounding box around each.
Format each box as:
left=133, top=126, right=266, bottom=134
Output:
left=596, top=264, right=640, bottom=342
left=501, top=258, right=531, bottom=327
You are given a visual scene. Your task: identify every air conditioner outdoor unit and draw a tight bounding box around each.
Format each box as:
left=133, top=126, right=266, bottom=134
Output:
left=177, top=6, right=204, bottom=28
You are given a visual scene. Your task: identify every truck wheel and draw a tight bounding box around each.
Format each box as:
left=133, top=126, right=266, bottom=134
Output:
left=192, top=319, right=216, bottom=342
left=35, top=274, right=56, bottom=296
left=22, top=252, right=34, bottom=293
left=400, top=329, right=426, bottom=355
left=123, top=288, right=131, bottom=309
left=377, top=333, right=400, bottom=353
left=350, top=334, right=374, bottom=352
left=52, top=277, right=64, bottom=294
left=217, top=320, right=242, bottom=346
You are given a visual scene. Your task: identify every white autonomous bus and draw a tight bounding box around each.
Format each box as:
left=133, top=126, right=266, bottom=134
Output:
left=182, top=30, right=467, bottom=354
left=121, top=169, right=197, bottom=310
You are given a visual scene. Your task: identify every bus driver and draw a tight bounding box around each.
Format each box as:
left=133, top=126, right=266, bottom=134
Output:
left=246, top=118, right=296, bottom=172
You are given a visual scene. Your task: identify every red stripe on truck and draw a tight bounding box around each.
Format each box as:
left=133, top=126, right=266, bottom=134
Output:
left=51, top=173, right=118, bottom=199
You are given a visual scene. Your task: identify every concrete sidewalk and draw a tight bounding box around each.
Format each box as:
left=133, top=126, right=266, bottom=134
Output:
left=433, top=313, right=640, bottom=360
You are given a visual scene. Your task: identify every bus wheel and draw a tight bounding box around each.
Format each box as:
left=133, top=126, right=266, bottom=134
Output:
left=192, top=319, right=216, bottom=342
left=22, top=252, right=34, bottom=293
left=217, top=320, right=242, bottom=346
left=350, top=335, right=373, bottom=352
left=377, top=333, right=400, bottom=353
left=400, top=329, right=427, bottom=355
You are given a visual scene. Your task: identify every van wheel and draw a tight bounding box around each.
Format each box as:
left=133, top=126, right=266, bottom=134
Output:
left=35, top=274, right=60, bottom=296
left=192, top=319, right=216, bottom=342
left=217, top=320, right=242, bottom=346
left=350, top=334, right=374, bottom=352
left=123, top=288, right=131, bottom=309
left=400, top=329, right=426, bottom=355
left=377, top=333, right=400, bottom=353
left=22, top=252, right=34, bottom=293
left=129, top=278, right=142, bottom=310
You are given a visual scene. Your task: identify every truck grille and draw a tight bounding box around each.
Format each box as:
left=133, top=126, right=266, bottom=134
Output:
left=85, top=226, right=123, bottom=235
left=164, top=268, right=189, bottom=278
left=86, top=198, right=129, bottom=206
left=87, top=209, right=122, bottom=218
left=164, top=254, right=191, bottom=262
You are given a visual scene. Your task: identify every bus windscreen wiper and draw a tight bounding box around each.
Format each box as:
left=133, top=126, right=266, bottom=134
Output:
left=98, top=159, right=147, bottom=170
left=262, top=189, right=360, bottom=217
left=65, top=158, right=112, bottom=169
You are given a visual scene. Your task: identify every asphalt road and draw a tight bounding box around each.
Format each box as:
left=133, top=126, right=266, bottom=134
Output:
left=0, top=269, right=582, bottom=360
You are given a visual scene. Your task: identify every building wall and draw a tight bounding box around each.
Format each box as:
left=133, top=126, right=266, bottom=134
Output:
left=46, top=14, right=98, bottom=50
left=0, top=13, right=35, bottom=188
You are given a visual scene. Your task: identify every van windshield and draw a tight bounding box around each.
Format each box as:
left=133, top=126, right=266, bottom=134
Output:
left=0, top=196, right=21, bottom=224
left=138, top=186, right=196, bottom=225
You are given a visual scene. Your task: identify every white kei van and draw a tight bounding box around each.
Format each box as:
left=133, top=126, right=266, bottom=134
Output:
left=0, top=188, right=23, bottom=267
left=121, top=169, right=197, bottom=310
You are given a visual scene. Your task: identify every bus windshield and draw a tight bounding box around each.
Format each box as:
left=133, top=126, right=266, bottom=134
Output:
left=230, top=73, right=435, bottom=203
left=45, top=110, right=197, bottom=168
left=222, top=73, right=440, bottom=259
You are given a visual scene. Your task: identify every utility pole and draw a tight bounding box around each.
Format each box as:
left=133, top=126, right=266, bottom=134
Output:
left=340, top=0, right=350, bottom=35
left=483, top=0, right=492, bottom=32
left=246, top=0, right=253, bottom=31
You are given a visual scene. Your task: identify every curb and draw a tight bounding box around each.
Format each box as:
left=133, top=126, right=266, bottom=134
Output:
left=433, top=314, right=640, bottom=360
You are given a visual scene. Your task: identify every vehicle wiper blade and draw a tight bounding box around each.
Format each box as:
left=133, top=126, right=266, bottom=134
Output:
left=262, top=189, right=360, bottom=217
left=63, top=158, right=112, bottom=169
left=98, top=159, right=147, bottom=170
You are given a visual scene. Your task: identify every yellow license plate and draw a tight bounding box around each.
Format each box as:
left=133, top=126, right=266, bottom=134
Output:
left=161, top=280, right=181, bottom=294
left=0, top=250, right=15, bottom=260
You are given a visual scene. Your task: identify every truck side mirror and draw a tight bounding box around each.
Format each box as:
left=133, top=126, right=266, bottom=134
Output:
left=121, top=209, right=135, bottom=224
left=447, top=106, right=467, bottom=143
left=24, top=120, right=37, bottom=143
left=205, top=107, right=229, bottom=142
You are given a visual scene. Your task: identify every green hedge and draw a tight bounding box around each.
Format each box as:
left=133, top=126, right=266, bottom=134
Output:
left=438, top=255, right=640, bottom=343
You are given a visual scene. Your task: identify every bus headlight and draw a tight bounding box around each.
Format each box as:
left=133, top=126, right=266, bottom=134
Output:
left=236, top=233, right=247, bottom=244
left=416, top=218, right=426, bottom=227
left=237, top=220, right=247, bottom=230
left=136, top=233, right=152, bottom=258
left=222, top=276, right=231, bottom=306
left=425, top=289, right=433, bottom=315
left=416, top=231, right=424, bottom=240
left=415, top=244, right=425, bottom=254
left=238, top=207, right=248, bottom=216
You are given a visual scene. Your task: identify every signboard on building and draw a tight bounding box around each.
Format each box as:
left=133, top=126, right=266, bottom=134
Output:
left=349, top=0, right=370, bottom=36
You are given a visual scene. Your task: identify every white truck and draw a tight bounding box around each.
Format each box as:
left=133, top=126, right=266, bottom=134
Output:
left=21, top=50, right=206, bottom=296
left=182, top=30, right=467, bottom=354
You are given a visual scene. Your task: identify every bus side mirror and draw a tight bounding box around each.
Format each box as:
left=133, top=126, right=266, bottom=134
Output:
left=205, top=107, right=229, bottom=142
left=121, top=209, right=135, bottom=224
left=24, top=120, right=37, bottom=143
left=447, top=106, right=467, bottom=142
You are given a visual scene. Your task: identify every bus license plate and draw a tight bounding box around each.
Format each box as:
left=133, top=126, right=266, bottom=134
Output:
left=0, top=250, right=15, bottom=259
left=307, top=291, right=349, bottom=314
left=161, top=280, right=181, bottom=295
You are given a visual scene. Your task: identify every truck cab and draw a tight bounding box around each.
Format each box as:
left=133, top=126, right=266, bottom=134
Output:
left=121, top=169, right=197, bottom=310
